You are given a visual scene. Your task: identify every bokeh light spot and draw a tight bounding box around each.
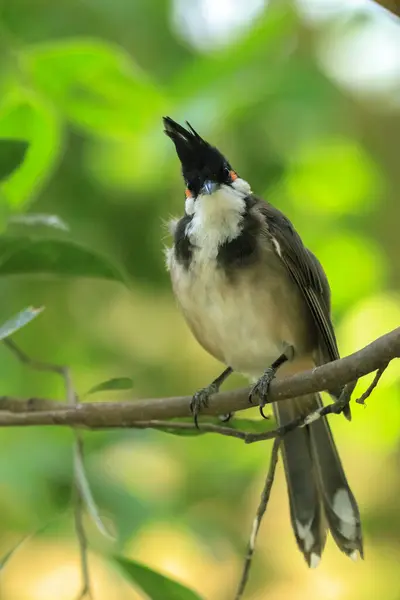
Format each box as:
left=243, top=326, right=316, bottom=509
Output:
left=315, top=232, right=386, bottom=310
left=286, top=137, right=381, bottom=215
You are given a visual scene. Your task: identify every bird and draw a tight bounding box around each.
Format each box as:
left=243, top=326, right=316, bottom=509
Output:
left=163, top=116, right=363, bottom=568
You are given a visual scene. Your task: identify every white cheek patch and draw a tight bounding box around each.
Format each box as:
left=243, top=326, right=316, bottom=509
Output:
left=232, top=177, right=251, bottom=195
left=185, top=195, right=195, bottom=215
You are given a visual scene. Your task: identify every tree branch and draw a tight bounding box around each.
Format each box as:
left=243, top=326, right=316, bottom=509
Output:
left=0, top=328, right=397, bottom=428
left=1, top=330, right=396, bottom=600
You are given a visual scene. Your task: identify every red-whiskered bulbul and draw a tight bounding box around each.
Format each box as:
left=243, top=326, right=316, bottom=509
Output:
left=163, top=116, right=363, bottom=567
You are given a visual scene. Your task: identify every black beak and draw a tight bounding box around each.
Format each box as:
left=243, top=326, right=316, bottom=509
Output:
left=201, top=181, right=219, bottom=195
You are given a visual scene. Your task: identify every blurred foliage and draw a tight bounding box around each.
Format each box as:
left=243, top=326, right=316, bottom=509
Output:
left=114, top=556, right=202, bottom=599
left=0, top=0, right=399, bottom=598
left=85, top=376, right=134, bottom=397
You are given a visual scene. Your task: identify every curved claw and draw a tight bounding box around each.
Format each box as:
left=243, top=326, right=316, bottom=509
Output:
left=249, top=367, right=276, bottom=416
left=190, top=383, right=218, bottom=429
left=190, top=392, right=205, bottom=429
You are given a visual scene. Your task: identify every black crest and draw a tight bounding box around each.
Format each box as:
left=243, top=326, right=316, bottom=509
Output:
left=163, top=117, right=232, bottom=195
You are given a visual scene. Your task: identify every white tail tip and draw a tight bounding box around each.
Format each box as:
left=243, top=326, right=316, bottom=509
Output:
left=310, top=553, right=321, bottom=569
left=349, top=550, right=359, bottom=562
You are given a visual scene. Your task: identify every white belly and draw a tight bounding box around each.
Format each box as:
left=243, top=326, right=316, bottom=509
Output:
left=168, top=249, right=306, bottom=378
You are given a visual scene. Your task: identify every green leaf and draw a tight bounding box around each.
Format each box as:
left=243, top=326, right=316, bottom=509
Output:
left=157, top=417, right=274, bottom=438
left=85, top=377, right=134, bottom=397
left=8, top=213, right=69, bottom=232
left=0, top=306, right=44, bottom=341
left=114, top=556, right=203, bottom=600
left=0, top=534, right=30, bottom=570
left=0, top=517, right=61, bottom=570
left=0, top=90, right=63, bottom=209
left=0, top=139, right=29, bottom=181
left=156, top=417, right=215, bottom=437
left=24, top=39, right=166, bottom=138
left=160, top=425, right=203, bottom=437
left=0, top=236, right=126, bottom=283
left=229, top=418, right=276, bottom=433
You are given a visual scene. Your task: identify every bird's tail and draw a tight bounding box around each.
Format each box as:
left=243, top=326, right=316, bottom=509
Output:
left=273, top=394, right=363, bottom=567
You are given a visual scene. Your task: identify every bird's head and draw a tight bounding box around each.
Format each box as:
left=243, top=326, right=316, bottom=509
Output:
left=163, top=117, right=251, bottom=207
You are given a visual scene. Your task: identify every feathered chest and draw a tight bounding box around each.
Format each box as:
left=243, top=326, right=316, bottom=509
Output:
left=169, top=190, right=261, bottom=272
left=166, top=196, right=312, bottom=375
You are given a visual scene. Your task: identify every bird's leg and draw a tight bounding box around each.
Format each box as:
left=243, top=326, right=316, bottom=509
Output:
left=190, top=367, right=233, bottom=428
left=249, top=346, right=294, bottom=419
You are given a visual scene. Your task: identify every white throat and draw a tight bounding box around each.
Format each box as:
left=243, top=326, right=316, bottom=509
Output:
left=185, top=179, right=251, bottom=262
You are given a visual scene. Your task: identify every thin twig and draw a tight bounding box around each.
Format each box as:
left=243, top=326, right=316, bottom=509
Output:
left=2, top=341, right=95, bottom=599
left=0, top=406, right=377, bottom=443
left=356, top=364, right=389, bottom=405
left=3, top=338, right=64, bottom=374
left=0, top=411, right=327, bottom=443
left=66, top=370, right=94, bottom=600
left=74, top=483, right=92, bottom=600
left=235, top=438, right=281, bottom=600
left=73, top=433, right=115, bottom=540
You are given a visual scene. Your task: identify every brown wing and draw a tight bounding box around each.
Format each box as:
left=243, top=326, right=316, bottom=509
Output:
left=257, top=200, right=340, bottom=365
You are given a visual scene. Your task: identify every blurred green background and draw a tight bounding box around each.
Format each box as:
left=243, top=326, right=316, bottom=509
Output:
left=0, top=0, right=400, bottom=598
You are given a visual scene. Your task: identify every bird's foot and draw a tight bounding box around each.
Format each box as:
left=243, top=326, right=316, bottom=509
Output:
left=190, top=382, right=219, bottom=428
left=249, top=367, right=276, bottom=419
